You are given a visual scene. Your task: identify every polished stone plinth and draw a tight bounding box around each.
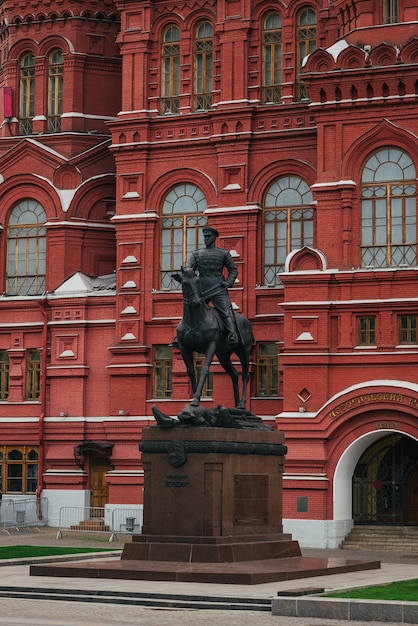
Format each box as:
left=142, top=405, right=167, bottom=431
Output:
left=139, top=426, right=288, bottom=537
left=30, top=555, right=381, bottom=585
left=122, top=533, right=301, bottom=563
left=30, top=425, right=381, bottom=584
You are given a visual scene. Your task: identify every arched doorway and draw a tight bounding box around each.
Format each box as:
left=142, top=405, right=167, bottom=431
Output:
left=353, top=434, right=418, bottom=525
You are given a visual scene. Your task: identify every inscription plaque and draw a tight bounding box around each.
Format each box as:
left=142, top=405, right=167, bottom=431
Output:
left=233, top=474, right=268, bottom=525
left=166, top=473, right=189, bottom=487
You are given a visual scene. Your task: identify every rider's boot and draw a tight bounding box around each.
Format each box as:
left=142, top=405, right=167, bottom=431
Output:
left=224, top=312, right=238, bottom=345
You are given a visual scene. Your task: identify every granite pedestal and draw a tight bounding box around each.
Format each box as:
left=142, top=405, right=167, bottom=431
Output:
left=31, top=425, right=380, bottom=584
left=124, top=426, right=300, bottom=564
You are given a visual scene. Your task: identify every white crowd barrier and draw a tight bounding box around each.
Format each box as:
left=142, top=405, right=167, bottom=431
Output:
left=0, top=497, right=48, bottom=533
left=56, top=506, right=142, bottom=542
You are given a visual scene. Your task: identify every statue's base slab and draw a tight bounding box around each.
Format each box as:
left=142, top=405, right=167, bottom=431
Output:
left=122, top=532, right=301, bottom=563
left=30, top=554, right=381, bottom=585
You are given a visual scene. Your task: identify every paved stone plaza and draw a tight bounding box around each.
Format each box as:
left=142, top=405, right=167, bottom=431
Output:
left=0, top=528, right=416, bottom=626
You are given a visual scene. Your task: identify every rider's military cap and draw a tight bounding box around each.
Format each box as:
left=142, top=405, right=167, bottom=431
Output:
left=202, top=226, right=219, bottom=237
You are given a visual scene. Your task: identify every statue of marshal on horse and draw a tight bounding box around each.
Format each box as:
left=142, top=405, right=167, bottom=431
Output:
left=172, top=227, right=254, bottom=410
left=186, top=226, right=239, bottom=345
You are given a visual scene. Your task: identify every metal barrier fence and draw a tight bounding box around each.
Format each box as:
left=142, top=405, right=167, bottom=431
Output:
left=56, top=506, right=142, bottom=542
left=0, top=497, right=48, bottom=534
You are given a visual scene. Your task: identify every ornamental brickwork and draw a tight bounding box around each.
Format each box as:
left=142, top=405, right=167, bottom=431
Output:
left=0, top=0, right=416, bottom=544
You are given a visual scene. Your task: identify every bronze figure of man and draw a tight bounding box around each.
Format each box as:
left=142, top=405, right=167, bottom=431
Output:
left=186, top=226, right=238, bottom=345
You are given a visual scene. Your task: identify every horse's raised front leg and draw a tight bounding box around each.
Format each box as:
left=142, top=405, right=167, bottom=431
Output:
left=191, top=341, right=217, bottom=406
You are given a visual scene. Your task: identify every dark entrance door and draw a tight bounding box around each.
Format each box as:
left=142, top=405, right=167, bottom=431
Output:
left=405, top=466, right=418, bottom=525
left=90, top=457, right=109, bottom=512
left=353, top=434, right=418, bottom=525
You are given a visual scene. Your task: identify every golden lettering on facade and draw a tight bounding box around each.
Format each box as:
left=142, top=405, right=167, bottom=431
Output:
left=375, top=422, right=399, bottom=429
left=328, top=393, right=406, bottom=420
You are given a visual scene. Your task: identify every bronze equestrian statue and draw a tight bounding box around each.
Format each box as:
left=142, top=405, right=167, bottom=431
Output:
left=172, top=227, right=254, bottom=409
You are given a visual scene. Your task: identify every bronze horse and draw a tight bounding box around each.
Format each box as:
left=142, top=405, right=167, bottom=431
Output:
left=173, top=267, right=254, bottom=409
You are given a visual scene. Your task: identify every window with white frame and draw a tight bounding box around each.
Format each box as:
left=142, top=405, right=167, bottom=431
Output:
left=361, top=148, right=416, bottom=268
left=263, top=176, right=314, bottom=285
left=160, top=184, right=207, bottom=290
left=6, top=200, right=46, bottom=296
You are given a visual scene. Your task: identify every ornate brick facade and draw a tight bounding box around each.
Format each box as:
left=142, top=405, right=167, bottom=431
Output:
left=0, top=0, right=417, bottom=546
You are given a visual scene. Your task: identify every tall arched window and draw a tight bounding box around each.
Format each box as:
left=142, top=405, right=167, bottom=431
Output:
left=48, top=49, right=64, bottom=132
left=296, top=7, right=316, bottom=100
left=264, top=176, right=314, bottom=285
left=194, top=21, right=213, bottom=111
left=262, top=12, right=282, bottom=104
left=19, top=52, right=35, bottom=135
left=160, top=183, right=207, bottom=289
left=7, top=200, right=47, bottom=296
left=162, top=24, right=181, bottom=114
left=361, top=148, right=416, bottom=268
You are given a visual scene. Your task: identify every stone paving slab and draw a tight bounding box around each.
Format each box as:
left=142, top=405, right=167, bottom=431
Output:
left=0, top=528, right=418, bottom=623
left=271, top=596, right=418, bottom=624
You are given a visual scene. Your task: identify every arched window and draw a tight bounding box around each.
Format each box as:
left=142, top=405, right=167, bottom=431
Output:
left=160, top=183, right=207, bottom=289
left=264, top=176, right=314, bottom=285
left=7, top=200, right=47, bottom=296
left=296, top=7, right=316, bottom=100
left=262, top=12, right=282, bottom=104
left=194, top=21, right=213, bottom=111
left=3, top=446, right=38, bottom=493
left=361, top=148, right=416, bottom=268
left=19, top=52, right=35, bottom=135
left=162, top=24, right=181, bottom=114
left=48, top=49, right=64, bottom=132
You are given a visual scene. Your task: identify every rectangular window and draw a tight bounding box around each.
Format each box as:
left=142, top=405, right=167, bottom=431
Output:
left=153, top=345, right=172, bottom=398
left=383, top=0, right=398, bottom=24
left=399, top=314, right=417, bottom=345
left=357, top=316, right=376, bottom=346
left=256, top=342, right=278, bottom=396
left=26, top=349, right=41, bottom=400
left=0, top=351, right=9, bottom=400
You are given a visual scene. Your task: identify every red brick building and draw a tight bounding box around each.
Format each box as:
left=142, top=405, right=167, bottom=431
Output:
left=0, top=0, right=417, bottom=546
